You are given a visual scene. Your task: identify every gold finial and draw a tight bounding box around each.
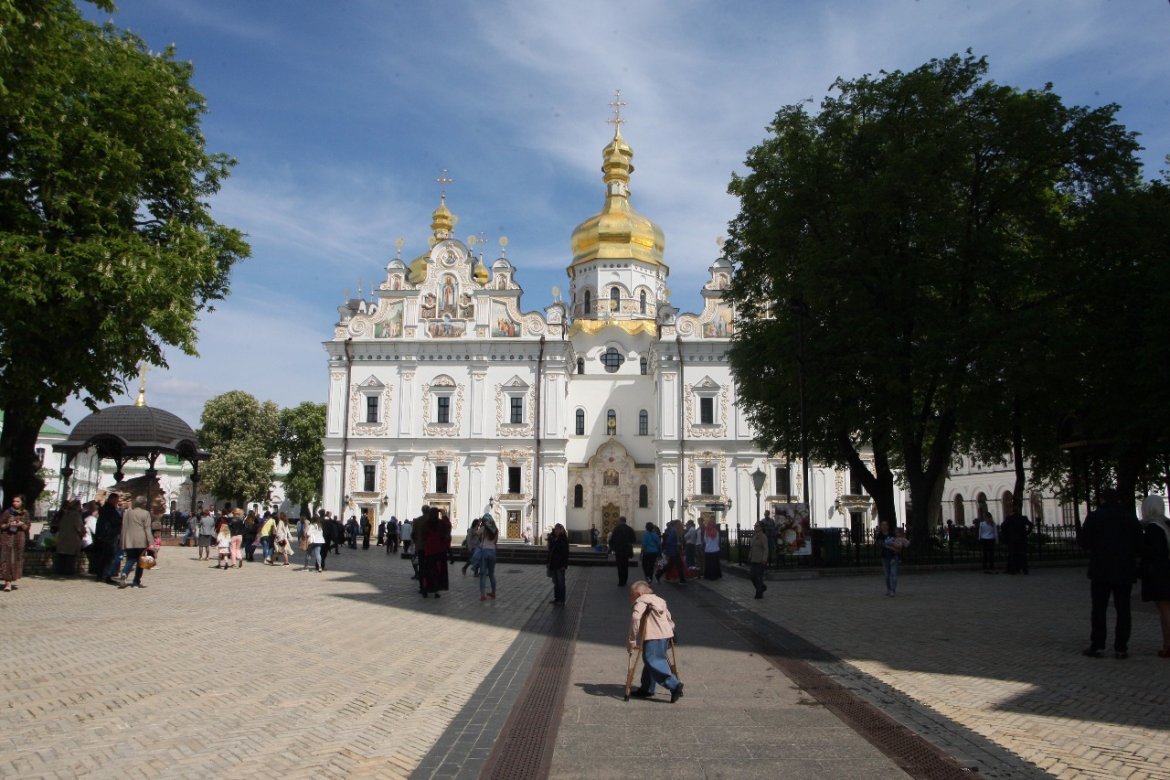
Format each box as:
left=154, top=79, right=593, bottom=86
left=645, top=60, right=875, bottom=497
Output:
left=499, top=235, right=508, bottom=257
left=607, top=89, right=626, bottom=137
left=436, top=168, right=454, bottom=200
left=478, top=231, right=487, bottom=258
left=467, top=234, right=478, bottom=249
left=395, top=237, right=404, bottom=259
left=134, top=364, right=149, bottom=407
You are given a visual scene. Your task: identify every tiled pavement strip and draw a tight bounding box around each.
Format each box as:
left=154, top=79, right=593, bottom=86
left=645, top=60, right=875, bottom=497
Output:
left=1, top=547, right=1168, bottom=780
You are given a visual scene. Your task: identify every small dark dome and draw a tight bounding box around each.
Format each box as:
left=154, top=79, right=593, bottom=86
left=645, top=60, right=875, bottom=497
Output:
left=58, top=405, right=203, bottom=460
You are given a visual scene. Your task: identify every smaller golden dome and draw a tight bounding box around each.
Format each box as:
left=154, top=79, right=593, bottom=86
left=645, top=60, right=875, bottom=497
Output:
left=431, top=195, right=458, bottom=240
left=472, top=257, right=489, bottom=285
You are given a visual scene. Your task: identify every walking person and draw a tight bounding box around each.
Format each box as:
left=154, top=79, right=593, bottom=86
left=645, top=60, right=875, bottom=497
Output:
left=243, top=509, right=259, bottom=562
left=94, top=492, right=124, bottom=583
left=626, top=580, right=684, bottom=703
left=54, top=498, right=85, bottom=576
left=1001, top=510, right=1034, bottom=575
left=386, top=515, right=399, bottom=554
left=228, top=508, right=245, bottom=568
left=609, top=516, right=636, bottom=587
left=1138, top=495, right=1170, bottom=658
left=215, top=521, right=232, bottom=570
left=877, top=520, right=908, bottom=597
left=462, top=518, right=482, bottom=576
left=259, top=512, right=276, bottom=564
left=303, top=514, right=325, bottom=572
left=662, top=520, right=687, bottom=583
left=547, top=523, right=569, bottom=605
left=479, top=513, right=498, bottom=601
left=640, top=523, right=661, bottom=581
left=749, top=521, right=769, bottom=598
left=272, top=512, right=294, bottom=566
left=196, top=507, right=215, bottom=562
left=683, top=520, right=699, bottom=572
left=1078, top=487, right=1143, bottom=658
left=978, top=512, right=998, bottom=572
left=118, top=495, right=156, bottom=589
left=702, top=518, right=722, bottom=580
left=419, top=508, right=452, bottom=598
left=0, top=495, right=31, bottom=592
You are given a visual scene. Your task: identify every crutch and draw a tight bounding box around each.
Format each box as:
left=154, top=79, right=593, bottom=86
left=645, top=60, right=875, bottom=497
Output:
left=624, top=613, right=649, bottom=701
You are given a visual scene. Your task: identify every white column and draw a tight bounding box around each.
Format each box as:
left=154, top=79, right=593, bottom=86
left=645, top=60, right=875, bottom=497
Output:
left=399, top=369, right=416, bottom=438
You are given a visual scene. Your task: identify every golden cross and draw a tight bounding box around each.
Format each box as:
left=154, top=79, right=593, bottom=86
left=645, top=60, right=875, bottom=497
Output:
left=436, top=168, right=454, bottom=199
left=607, top=89, right=626, bottom=134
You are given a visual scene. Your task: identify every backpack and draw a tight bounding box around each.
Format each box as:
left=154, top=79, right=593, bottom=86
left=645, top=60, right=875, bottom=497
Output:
left=482, top=515, right=499, bottom=541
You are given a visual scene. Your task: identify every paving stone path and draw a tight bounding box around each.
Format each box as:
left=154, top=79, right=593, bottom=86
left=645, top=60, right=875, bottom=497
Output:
left=1, top=547, right=1167, bottom=779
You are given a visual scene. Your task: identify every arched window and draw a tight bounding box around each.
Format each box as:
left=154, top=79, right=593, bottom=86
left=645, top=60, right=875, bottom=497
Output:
left=610, top=287, right=620, bottom=310
left=1001, top=490, right=1014, bottom=518
left=601, top=347, right=625, bottom=373
left=639, top=356, right=647, bottom=375
left=576, top=357, right=585, bottom=375
left=575, top=409, right=585, bottom=435
left=639, top=290, right=647, bottom=314
left=606, top=409, right=617, bottom=436
left=573, top=484, right=584, bottom=508
left=638, top=484, right=649, bottom=508
left=953, top=496, right=966, bottom=526
left=638, top=409, right=648, bottom=436
left=584, top=290, right=592, bottom=314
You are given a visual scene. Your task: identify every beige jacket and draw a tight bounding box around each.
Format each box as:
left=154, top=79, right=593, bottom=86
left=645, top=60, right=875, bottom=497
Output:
left=628, top=593, right=675, bottom=649
left=121, top=507, right=154, bottom=549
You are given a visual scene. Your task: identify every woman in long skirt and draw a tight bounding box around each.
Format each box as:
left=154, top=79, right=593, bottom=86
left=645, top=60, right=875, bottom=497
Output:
left=1, top=495, right=31, bottom=591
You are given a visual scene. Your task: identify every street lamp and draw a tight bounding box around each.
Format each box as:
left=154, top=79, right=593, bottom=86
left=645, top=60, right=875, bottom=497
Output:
left=751, top=467, right=766, bottom=525
left=668, top=498, right=675, bottom=525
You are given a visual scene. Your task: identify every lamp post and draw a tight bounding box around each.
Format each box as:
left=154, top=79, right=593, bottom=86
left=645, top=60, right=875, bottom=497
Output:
left=751, top=467, right=766, bottom=526
left=668, top=498, right=675, bottom=525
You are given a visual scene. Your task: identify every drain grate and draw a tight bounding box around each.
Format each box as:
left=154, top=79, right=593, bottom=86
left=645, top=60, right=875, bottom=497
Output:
left=478, top=579, right=587, bottom=779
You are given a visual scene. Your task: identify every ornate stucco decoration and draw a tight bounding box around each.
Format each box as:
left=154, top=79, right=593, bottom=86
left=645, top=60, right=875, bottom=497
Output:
left=568, top=319, right=658, bottom=338
left=684, top=377, right=728, bottom=438
left=422, top=375, right=464, bottom=437
left=495, top=449, right=533, bottom=497
left=350, top=376, right=393, bottom=436
left=685, top=449, right=727, bottom=501
left=495, top=377, right=535, bottom=438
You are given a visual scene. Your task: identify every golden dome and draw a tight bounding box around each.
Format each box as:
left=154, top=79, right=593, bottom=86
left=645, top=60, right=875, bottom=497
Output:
left=431, top=195, right=457, bottom=240
left=569, top=128, right=665, bottom=268
left=472, top=257, right=489, bottom=285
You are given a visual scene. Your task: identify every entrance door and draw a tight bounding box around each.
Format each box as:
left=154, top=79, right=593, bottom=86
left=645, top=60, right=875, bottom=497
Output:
left=601, top=503, right=620, bottom=540
left=506, top=509, right=521, bottom=540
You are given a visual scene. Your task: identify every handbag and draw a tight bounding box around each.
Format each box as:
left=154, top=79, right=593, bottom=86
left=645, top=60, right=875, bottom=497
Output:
left=138, top=552, right=157, bottom=570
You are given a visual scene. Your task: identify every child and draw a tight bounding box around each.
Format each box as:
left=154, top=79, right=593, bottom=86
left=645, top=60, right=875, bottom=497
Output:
left=626, top=580, right=684, bottom=703
left=216, top=523, right=232, bottom=570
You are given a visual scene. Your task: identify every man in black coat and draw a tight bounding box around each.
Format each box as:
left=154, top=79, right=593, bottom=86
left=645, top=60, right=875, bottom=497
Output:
left=1078, top=488, right=1143, bottom=658
left=1000, top=511, right=1034, bottom=574
left=608, top=515, right=636, bottom=587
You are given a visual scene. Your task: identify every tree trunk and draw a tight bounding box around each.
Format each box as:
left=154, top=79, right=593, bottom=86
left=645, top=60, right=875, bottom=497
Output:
left=0, top=403, right=49, bottom=508
left=1012, top=399, right=1026, bottom=515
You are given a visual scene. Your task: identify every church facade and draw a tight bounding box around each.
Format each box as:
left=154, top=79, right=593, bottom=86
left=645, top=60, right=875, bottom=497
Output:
left=321, top=126, right=882, bottom=543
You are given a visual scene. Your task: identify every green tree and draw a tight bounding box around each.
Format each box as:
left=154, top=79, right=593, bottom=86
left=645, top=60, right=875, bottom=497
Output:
left=722, top=53, right=1141, bottom=543
left=199, top=391, right=279, bottom=508
left=0, top=0, right=249, bottom=504
left=1038, top=179, right=1170, bottom=502
left=277, top=402, right=326, bottom=517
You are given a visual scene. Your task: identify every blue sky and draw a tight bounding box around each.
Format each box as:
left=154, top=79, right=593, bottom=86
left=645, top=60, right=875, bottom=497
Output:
left=64, top=0, right=1170, bottom=428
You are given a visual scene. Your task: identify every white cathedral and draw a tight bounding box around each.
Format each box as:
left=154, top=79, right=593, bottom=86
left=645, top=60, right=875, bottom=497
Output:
left=320, top=122, right=902, bottom=544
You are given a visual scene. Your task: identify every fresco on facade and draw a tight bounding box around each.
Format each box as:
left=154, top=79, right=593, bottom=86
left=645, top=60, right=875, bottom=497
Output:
left=428, top=316, right=466, bottom=338
left=491, top=300, right=520, bottom=337
left=458, top=292, right=475, bottom=319
left=420, top=293, right=437, bottom=320
left=702, top=302, right=735, bottom=338
left=439, top=276, right=458, bottom=317
left=374, top=301, right=403, bottom=338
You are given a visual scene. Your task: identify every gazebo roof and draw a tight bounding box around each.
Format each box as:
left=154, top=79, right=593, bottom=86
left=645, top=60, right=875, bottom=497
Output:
left=53, top=404, right=209, bottom=463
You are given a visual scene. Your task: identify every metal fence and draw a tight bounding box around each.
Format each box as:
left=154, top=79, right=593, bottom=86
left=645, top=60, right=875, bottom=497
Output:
left=724, top=523, right=1086, bottom=570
